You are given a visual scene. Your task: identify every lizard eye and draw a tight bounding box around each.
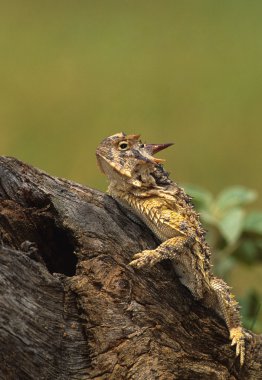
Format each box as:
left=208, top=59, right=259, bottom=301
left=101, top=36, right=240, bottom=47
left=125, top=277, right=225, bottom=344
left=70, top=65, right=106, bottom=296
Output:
left=118, top=141, right=129, bottom=151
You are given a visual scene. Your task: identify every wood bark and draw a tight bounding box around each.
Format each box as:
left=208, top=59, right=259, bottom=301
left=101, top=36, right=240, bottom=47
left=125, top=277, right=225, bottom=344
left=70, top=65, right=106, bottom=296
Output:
left=0, top=156, right=261, bottom=380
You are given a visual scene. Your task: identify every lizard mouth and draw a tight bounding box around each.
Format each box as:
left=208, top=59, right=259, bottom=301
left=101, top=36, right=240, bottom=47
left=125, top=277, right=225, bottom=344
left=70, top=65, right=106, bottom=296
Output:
left=144, top=143, right=174, bottom=163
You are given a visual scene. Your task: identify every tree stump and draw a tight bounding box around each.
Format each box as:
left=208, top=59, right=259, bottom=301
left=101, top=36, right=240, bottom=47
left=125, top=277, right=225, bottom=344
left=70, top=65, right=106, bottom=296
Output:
left=0, top=156, right=261, bottom=380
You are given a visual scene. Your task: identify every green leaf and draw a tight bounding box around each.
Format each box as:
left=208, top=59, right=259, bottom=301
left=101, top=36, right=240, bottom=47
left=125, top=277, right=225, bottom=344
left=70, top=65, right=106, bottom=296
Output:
left=215, top=256, right=236, bottom=278
left=200, top=210, right=218, bottom=225
left=239, top=290, right=262, bottom=332
left=244, top=212, right=262, bottom=234
left=218, top=208, right=245, bottom=244
left=255, top=238, right=262, bottom=251
left=216, top=186, right=257, bottom=210
left=182, top=184, right=213, bottom=211
left=235, top=239, right=258, bottom=264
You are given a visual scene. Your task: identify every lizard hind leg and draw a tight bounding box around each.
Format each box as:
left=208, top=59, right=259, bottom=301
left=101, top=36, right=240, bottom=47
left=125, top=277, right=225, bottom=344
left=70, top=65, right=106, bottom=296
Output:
left=209, top=277, right=245, bottom=366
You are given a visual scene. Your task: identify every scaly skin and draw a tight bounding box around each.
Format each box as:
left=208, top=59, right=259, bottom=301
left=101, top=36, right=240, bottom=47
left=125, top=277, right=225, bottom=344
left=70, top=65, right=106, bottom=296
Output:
left=96, top=132, right=245, bottom=366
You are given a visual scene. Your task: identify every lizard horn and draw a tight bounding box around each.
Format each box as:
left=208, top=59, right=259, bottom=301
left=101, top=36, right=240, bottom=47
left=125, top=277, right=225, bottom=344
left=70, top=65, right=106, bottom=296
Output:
left=146, top=143, right=174, bottom=154
left=126, top=134, right=141, bottom=141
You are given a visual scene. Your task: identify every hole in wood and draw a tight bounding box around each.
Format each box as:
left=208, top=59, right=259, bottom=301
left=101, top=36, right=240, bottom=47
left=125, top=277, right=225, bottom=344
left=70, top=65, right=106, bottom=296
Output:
left=40, top=225, right=77, bottom=277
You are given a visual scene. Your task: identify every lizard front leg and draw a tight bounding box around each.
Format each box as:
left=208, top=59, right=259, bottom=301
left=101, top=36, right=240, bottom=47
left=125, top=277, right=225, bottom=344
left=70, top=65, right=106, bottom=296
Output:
left=129, top=235, right=194, bottom=268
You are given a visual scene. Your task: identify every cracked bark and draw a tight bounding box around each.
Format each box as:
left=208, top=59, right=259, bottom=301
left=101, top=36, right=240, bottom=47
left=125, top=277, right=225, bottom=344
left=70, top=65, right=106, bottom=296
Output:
left=0, top=156, right=261, bottom=380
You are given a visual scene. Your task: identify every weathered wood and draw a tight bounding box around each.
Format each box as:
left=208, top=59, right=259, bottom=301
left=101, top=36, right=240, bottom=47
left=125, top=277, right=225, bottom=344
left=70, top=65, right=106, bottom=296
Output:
left=0, top=156, right=261, bottom=380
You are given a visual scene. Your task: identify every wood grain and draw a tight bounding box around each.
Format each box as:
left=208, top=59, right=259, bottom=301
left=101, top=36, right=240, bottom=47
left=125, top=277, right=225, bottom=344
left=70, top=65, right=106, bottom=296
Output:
left=0, top=157, right=261, bottom=380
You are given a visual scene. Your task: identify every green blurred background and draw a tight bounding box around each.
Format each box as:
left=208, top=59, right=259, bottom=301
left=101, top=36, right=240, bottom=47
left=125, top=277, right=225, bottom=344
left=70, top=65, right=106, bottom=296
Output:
left=0, top=1, right=261, bottom=330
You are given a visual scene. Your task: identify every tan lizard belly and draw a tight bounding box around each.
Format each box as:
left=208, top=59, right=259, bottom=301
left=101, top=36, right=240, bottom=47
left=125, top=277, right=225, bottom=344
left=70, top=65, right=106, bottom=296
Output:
left=113, top=194, right=180, bottom=242
left=134, top=209, right=179, bottom=241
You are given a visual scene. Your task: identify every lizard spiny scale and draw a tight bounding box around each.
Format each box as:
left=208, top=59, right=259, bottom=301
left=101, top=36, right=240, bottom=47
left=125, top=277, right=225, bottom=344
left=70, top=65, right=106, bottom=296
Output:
left=96, top=132, right=246, bottom=366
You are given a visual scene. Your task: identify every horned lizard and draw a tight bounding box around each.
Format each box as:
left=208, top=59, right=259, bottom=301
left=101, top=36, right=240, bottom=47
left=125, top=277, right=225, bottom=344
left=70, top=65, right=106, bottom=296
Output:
left=96, top=132, right=245, bottom=366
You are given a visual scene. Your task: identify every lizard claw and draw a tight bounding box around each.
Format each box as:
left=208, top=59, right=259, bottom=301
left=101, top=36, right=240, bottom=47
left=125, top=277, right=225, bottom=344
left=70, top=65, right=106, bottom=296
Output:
left=230, top=327, right=245, bottom=366
left=132, top=252, right=145, bottom=260
left=129, top=250, right=162, bottom=268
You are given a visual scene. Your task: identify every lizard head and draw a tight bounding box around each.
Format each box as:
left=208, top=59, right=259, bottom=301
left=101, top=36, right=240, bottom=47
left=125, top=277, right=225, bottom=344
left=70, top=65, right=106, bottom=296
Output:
left=96, top=132, right=173, bottom=188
